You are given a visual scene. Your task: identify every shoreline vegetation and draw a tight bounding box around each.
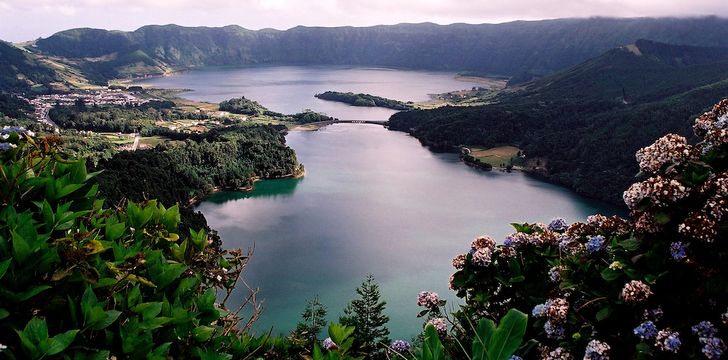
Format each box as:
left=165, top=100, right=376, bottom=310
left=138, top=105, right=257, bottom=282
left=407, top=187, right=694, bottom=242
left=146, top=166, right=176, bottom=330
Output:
left=314, top=91, right=413, bottom=110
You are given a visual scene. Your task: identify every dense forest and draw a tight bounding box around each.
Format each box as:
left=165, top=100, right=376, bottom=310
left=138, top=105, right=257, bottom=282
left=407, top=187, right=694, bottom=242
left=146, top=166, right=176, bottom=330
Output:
left=94, top=125, right=301, bottom=207
left=315, top=91, right=411, bottom=110
left=219, top=96, right=268, bottom=115
left=48, top=100, right=177, bottom=133
left=28, top=17, right=728, bottom=83
left=388, top=40, right=728, bottom=205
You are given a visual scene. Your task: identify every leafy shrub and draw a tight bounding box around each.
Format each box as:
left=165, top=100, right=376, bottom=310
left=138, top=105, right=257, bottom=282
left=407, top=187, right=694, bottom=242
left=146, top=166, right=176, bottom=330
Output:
left=0, top=130, right=289, bottom=358
left=443, top=98, right=728, bottom=358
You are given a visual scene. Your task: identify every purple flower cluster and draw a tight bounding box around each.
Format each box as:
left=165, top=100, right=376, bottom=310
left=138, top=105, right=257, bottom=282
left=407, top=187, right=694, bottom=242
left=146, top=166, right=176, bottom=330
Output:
left=583, top=339, right=611, bottom=360
left=548, top=217, right=569, bottom=232
left=544, top=320, right=565, bottom=340
left=633, top=321, right=658, bottom=340
left=390, top=339, right=411, bottom=353
left=417, top=291, right=441, bottom=310
left=692, top=321, right=718, bottom=338
left=655, top=329, right=681, bottom=353
left=670, top=242, right=687, bottom=261
left=585, top=235, right=606, bottom=254
left=322, top=337, right=337, bottom=350
left=427, top=318, right=447, bottom=335
left=700, top=336, right=726, bottom=360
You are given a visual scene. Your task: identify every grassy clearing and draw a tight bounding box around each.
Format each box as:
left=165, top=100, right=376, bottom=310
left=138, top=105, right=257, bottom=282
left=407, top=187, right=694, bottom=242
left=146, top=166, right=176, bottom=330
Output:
left=139, top=136, right=170, bottom=147
left=99, top=133, right=135, bottom=145
left=468, top=146, right=521, bottom=167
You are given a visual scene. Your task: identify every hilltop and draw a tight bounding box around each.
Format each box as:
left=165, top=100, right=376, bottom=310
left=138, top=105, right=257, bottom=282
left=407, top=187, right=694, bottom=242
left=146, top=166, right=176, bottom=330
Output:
left=388, top=40, right=728, bottom=204
left=25, top=17, right=728, bottom=84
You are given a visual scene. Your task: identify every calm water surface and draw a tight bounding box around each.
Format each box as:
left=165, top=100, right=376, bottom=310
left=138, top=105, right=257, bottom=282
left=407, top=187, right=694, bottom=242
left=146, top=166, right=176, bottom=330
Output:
left=142, top=67, right=620, bottom=339
left=135, top=65, right=485, bottom=120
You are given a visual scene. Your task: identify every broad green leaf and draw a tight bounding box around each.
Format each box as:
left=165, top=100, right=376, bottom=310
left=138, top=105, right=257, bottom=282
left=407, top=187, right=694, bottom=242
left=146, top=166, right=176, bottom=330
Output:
left=47, top=329, right=79, bottom=355
left=486, top=309, right=528, bottom=360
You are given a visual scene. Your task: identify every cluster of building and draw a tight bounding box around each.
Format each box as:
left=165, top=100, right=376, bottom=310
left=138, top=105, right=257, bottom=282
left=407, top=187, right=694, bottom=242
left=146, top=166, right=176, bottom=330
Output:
left=23, top=90, right=149, bottom=128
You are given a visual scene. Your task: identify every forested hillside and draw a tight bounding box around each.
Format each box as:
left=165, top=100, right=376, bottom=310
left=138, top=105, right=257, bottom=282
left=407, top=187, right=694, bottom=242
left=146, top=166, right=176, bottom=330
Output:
left=0, top=41, right=57, bottom=92
left=388, top=40, right=728, bottom=204
left=31, top=17, right=728, bottom=83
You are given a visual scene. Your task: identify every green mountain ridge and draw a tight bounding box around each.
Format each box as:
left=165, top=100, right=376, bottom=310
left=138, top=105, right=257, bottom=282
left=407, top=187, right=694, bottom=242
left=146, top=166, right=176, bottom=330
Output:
left=28, top=17, right=728, bottom=83
left=0, top=41, right=58, bottom=92
left=388, top=39, right=728, bottom=205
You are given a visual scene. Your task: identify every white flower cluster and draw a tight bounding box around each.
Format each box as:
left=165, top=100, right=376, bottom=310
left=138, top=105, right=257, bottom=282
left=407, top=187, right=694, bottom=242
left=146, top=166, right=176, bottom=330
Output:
left=694, top=99, right=728, bottom=145
left=635, top=134, right=695, bottom=173
left=621, top=280, right=653, bottom=304
left=623, top=176, right=690, bottom=210
left=583, top=339, right=611, bottom=360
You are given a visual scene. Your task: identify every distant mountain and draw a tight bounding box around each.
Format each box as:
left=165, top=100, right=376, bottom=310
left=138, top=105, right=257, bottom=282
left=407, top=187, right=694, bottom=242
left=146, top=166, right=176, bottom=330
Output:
left=0, top=41, right=57, bottom=92
left=31, top=17, right=728, bottom=83
left=388, top=40, right=728, bottom=205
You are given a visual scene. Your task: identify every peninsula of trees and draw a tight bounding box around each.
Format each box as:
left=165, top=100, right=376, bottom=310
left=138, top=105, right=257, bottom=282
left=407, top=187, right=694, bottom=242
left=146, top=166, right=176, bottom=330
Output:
left=315, top=91, right=411, bottom=110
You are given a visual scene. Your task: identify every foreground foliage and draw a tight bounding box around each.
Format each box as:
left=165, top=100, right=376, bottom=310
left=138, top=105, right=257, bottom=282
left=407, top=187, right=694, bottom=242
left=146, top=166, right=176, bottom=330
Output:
left=0, top=130, right=289, bottom=358
left=434, top=98, right=728, bottom=359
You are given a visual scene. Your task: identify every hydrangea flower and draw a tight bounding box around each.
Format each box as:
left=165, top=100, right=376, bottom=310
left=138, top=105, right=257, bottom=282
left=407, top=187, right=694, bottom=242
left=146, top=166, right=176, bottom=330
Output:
left=544, top=347, right=573, bottom=360
left=322, top=337, right=337, bottom=350
left=670, top=242, right=687, bottom=261
left=635, top=134, right=694, bottom=173
left=700, top=337, right=726, bottom=360
left=0, top=126, right=35, bottom=137
left=427, top=318, right=447, bottom=335
left=586, top=235, right=606, bottom=254
left=0, top=143, right=17, bottom=151
left=655, top=329, right=681, bottom=353
left=544, top=320, right=565, bottom=340
left=417, top=291, right=441, bottom=310
left=471, top=247, right=493, bottom=267
left=692, top=321, right=718, bottom=338
left=471, top=235, right=496, bottom=251
left=390, top=339, right=411, bottom=353
left=548, top=217, right=569, bottom=232
left=621, top=280, right=653, bottom=304
left=547, top=298, right=569, bottom=323
left=634, top=321, right=658, bottom=340
left=452, top=254, right=467, bottom=269
left=532, top=301, right=551, bottom=318
left=508, top=356, right=523, bottom=360
left=583, top=339, right=610, bottom=360
left=548, top=266, right=563, bottom=283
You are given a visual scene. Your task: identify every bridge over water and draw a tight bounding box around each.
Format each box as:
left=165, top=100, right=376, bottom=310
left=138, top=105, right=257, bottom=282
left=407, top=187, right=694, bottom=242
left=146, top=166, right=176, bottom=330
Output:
left=335, top=119, right=387, bottom=125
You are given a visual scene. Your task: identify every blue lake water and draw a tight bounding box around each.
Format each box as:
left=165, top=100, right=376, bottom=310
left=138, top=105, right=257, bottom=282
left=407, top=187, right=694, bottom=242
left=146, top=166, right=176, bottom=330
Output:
left=137, top=66, right=621, bottom=339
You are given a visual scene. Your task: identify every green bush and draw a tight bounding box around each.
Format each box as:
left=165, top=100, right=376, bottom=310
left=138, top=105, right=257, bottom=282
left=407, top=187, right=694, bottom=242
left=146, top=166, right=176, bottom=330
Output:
left=0, top=130, right=289, bottom=358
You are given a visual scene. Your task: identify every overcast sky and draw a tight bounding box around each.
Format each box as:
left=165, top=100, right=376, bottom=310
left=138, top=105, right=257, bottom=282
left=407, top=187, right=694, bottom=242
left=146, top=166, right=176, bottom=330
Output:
left=1, top=0, right=727, bottom=42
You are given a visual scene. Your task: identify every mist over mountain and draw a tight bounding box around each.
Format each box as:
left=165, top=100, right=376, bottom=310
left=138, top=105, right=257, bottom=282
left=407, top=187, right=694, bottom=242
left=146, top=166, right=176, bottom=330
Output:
left=30, top=17, right=728, bottom=83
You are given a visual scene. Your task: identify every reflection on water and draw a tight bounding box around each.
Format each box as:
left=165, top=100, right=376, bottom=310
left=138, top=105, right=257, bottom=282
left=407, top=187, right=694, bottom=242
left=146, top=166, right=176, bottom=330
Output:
left=204, top=178, right=303, bottom=204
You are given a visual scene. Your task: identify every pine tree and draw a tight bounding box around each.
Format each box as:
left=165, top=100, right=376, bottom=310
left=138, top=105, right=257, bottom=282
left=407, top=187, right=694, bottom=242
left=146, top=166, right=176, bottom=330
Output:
left=339, top=274, right=390, bottom=358
left=292, top=295, right=328, bottom=348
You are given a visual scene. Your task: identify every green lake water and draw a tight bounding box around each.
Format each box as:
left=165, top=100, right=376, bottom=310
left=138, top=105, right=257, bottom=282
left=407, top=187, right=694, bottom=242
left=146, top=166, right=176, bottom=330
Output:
left=139, top=66, right=621, bottom=339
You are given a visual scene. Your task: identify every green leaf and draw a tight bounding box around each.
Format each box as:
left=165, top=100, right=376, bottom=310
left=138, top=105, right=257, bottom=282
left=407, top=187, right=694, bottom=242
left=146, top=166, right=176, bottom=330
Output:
left=11, top=230, right=32, bottom=263
left=422, top=324, right=449, bottom=360
left=47, top=329, right=79, bottom=355
left=193, top=326, right=216, bottom=342
left=132, top=302, right=163, bottom=321
left=473, top=319, right=496, bottom=360
left=596, top=307, right=611, bottom=321
left=486, top=309, right=528, bottom=360
left=0, top=258, right=11, bottom=279
left=601, top=268, right=620, bottom=281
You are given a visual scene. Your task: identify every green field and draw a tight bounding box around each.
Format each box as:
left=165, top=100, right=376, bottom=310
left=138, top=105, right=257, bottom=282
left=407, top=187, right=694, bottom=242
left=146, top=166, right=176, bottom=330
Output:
left=468, top=146, right=521, bottom=167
